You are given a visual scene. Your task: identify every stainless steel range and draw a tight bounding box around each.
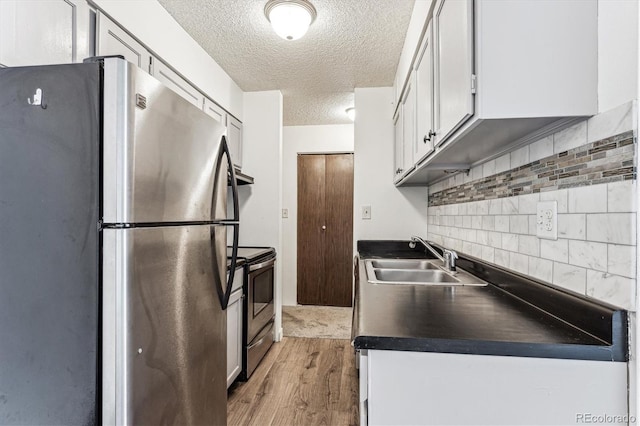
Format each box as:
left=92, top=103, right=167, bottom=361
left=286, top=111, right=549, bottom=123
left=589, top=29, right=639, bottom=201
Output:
left=235, top=247, right=276, bottom=380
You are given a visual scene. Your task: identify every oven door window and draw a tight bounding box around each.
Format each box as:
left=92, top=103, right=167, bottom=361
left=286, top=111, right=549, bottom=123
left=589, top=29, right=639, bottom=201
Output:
left=252, top=267, right=273, bottom=317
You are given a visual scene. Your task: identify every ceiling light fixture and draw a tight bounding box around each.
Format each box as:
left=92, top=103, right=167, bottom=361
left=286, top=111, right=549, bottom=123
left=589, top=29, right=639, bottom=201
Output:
left=264, top=0, right=317, bottom=41
left=345, top=107, right=355, bottom=121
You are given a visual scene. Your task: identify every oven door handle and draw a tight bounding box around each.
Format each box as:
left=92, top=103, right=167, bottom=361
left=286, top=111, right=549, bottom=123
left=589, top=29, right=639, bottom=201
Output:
left=249, top=258, right=276, bottom=272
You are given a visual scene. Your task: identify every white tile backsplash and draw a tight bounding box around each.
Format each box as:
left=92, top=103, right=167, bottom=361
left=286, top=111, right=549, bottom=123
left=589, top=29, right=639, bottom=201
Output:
left=482, top=216, right=495, bottom=231
left=567, top=240, right=608, bottom=272
left=426, top=103, right=636, bottom=309
left=608, top=180, right=637, bottom=213
left=529, top=257, right=553, bottom=283
left=519, top=235, right=540, bottom=257
left=553, top=262, right=587, bottom=293
left=540, top=239, right=569, bottom=263
left=495, top=215, right=509, bottom=232
left=586, top=213, right=636, bottom=245
left=608, top=244, right=637, bottom=279
left=488, top=231, right=502, bottom=249
left=495, top=154, right=511, bottom=174
left=509, top=252, right=528, bottom=274
left=540, top=189, right=568, bottom=213
left=489, top=199, right=502, bottom=215
left=586, top=101, right=634, bottom=143
left=509, top=216, right=529, bottom=234
left=483, top=160, right=496, bottom=178
left=518, top=193, right=539, bottom=214
left=502, top=197, right=519, bottom=215
left=511, top=146, right=530, bottom=168
left=557, top=214, right=586, bottom=240
left=586, top=270, right=635, bottom=310
left=553, top=121, right=587, bottom=153
left=502, top=234, right=519, bottom=252
left=495, top=249, right=510, bottom=268
left=481, top=246, right=495, bottom=263
left=529, top=135, right=554, bottom=162
left=568, top=185, right=608, bottom=213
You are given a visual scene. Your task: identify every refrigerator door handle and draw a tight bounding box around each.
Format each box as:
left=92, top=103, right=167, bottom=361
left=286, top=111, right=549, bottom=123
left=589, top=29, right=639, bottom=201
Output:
left=215, top=135, right=239, bottom=310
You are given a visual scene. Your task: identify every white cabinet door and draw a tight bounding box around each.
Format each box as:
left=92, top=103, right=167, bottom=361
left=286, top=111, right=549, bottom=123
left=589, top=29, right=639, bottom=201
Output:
left=226, top=288, right=243, bottom=388
left=402, top=73, right=416, bottom=174
left=96, top=11, right=151, bottom=73
left=203, top=98, right=227, bottom=126
left=0, top=0, right=86, bottom=66
left=393, top=108, right=403, bottom=182
left=226, top=115, right=243, bottom=169
left=153, top=59, right=204, bottom=109
left=434, top=0, right=474, bottom=145
left=414, top=23, right=435, bottom=163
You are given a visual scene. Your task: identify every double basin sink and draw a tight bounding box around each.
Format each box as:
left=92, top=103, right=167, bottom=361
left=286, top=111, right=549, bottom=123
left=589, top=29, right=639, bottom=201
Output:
left=365, top=258, right=487, bottom=287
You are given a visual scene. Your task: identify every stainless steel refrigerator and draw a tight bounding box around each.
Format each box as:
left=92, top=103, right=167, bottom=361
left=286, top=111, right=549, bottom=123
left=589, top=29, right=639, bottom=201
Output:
left=0, top=57, right=239, bottom=425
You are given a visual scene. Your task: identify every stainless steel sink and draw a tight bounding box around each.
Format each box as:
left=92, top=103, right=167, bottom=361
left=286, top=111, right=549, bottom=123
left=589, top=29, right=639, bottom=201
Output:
left=373, top=269, right=460, bottom=283
left=369, top=259, right=440, bottom=270
left=364, top=259, right=488, bottom=286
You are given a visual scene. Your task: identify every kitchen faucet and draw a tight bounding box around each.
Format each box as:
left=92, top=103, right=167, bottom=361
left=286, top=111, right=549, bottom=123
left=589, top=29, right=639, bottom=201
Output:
left=409, top=236, right=458, bottom=272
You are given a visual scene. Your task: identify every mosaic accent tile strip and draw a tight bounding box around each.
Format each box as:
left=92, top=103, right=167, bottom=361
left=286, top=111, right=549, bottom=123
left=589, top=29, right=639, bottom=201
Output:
left=429, top=131, right=636, bottom=207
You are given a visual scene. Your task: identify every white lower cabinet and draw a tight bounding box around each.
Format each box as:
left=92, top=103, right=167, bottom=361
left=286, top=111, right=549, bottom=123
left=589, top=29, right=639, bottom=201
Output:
left=364, top=350, right=627, bottom=425
left=226, top=268, right=244, bottom=388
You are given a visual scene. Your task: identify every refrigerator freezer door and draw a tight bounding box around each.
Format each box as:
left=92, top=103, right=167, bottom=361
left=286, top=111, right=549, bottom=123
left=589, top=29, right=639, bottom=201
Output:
left=103, top=225, right=227, bottom=425
left=0, top=63, right=101, bottom=425
left=102, top=58, right=229, bottom=224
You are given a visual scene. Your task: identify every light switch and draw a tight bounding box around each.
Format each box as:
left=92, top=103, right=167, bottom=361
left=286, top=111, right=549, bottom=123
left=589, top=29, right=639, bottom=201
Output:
left=282, top=208, right=289, bottom=218
left=536, top=201, right=557, bottom=240
left=362, top=205, right=372, bottom=220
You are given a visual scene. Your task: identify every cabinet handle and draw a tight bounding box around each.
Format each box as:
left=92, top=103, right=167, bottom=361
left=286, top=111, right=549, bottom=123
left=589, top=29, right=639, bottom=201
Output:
left=424, top=130, right=436, bottom=143
left=322, top=225, right=326, bottom=230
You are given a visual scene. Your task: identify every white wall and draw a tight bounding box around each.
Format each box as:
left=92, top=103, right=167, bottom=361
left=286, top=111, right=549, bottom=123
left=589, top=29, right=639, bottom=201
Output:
left=281, top=124, right=354, bottom=306
left=91, top=0, right=244, bottom=119
left=598, top=0, right=639, bottom=113
left=239, top=90, right=283, bottom=337
left=353, top=87, right=429, bottom=244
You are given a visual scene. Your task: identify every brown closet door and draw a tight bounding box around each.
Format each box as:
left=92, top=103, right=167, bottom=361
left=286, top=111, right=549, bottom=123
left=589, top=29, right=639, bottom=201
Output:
left=297, top=155, right=326, bottom=305
left=323, top=154, right=354, bottom=306
left=297, top=153, right=353, bottom=307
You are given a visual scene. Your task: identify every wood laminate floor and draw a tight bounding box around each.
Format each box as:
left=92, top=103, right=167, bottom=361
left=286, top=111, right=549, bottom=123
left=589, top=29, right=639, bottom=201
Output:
left=227, top=337, right=359, bottom=426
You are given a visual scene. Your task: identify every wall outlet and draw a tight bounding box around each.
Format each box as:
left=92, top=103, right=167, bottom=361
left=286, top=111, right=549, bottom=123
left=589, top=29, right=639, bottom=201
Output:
left=362, top=205, right=372, bottom=220
left=282, top=208, right=289, bottom=219
left=536, top=201, right=557, bottom=240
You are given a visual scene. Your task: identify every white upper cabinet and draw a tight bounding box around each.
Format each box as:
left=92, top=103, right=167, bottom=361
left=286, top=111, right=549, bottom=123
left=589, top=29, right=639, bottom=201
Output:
left=96, top=11, right=151, bottom=73
left=414, top=22, right=435, bottom=164
left=0, top=0, right=90, bottom=67
left=393, top=108, right=404, bottom=182
left=203, top=98, right=227, bottom=126
left=402, top=73, right=416, bottom=174
left=433, top=0, right=474, bottom=145
left=152, top=59, right=204, bottom=108
left=396, top=0, right=597, bottom=185
left=226, top=115, right=243, bottom=170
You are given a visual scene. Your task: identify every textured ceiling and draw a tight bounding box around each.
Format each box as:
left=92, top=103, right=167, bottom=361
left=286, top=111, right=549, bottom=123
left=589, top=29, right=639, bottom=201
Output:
left=157, top=0, right=415, bottom=125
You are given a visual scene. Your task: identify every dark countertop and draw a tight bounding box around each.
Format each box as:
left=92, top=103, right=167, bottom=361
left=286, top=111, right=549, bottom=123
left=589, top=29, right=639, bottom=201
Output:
left=353, top=240, right=628, bottom=362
